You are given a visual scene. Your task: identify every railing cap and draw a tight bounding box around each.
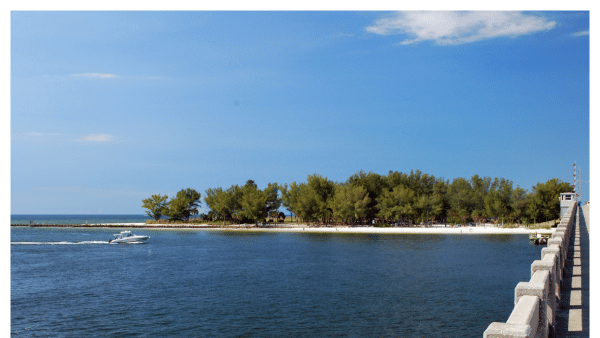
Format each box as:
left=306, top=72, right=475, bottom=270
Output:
left=507, top=296, right=539, bottom=330
left=484, top=322, right=533, bottom=338
left=530, top=269, right=550, bottom=284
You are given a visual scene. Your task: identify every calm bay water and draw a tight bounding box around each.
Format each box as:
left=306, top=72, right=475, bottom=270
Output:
left=11, top=214, right=152, bottom=225
left=11, top=224, right=541, bottom=337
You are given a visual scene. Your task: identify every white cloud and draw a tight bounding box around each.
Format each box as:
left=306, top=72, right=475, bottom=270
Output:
left=572, top=30, right=589, bottom=37
left=13, top=132, right=65, bottom=141
left=366, top=11, right=557, bottom=45
left=36, top=185, right=84, bottom=192
left=26, top=132, right=63, bottom=136
left=79, top=134, right=114, bottom=142
left=14, top=132, right=115, bottom=142
left=71, top=73, right=118, bottom=78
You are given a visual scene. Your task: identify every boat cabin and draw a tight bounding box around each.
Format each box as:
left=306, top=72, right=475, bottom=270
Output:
left=114, top=231, right=132, bottom=239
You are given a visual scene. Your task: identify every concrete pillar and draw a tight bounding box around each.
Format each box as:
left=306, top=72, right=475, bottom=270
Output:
left=531, top=253, right=558, bottom=336
left=542, top=244, right=562, bottom=282
left=484, top=296, right=540, bottom=338
left=483, top=201, right=578, bottom=338
left=484, top=322, right=533, bottom=338
left=515, top=270, right=549, bottom=338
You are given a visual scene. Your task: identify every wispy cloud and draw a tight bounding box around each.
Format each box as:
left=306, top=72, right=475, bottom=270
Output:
left=36, top=185, right=85, bottom=192
left=78, top=134, right=114, bottom=142
left=71, top=73, right=118, bottom=78
left=366, top=11, right=557, bottom=45
left=26, top=132, right=63, bottom=137
left=571, top=30, right=589, bottom=37
left=13, top=132, right=65, bottom=141
left=14, top=132, right=116, bottom=143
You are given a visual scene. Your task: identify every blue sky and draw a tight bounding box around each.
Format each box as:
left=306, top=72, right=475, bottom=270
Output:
left=10, top=11, right=590, bottom=214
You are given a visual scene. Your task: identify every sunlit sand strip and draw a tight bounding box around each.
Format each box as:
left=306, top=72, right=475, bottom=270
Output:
left=91, top=223, right=549, bottom=235
left=213, top=226, right=543, bottom=235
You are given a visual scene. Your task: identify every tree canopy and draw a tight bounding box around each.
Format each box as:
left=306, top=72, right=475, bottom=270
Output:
left=143, top=172, right=574, bottom=225
left=165, top=188, right=202, bottom=221
left=330, top=184, right=371, bottom=224
left=204, top=180, right=281, bottom=224
left=142, top=194, right=169, bottom=220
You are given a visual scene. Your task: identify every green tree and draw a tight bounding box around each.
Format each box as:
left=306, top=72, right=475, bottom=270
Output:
left=430, top=180, right=450, bottom=223
left=206, top=209, right=221, bottom=222
left=448, top=177, right=473, bottom=224
left=280, top=182, right=300, bottom=222
left=280, top=174, right=335, bottom=223
left=407, top=169, right=436, bottom=197
left=470, top=175, right=491, bottom=224
left=166, top=188, right=201, bottom=221
left=205, top=181, right=282, bottom=225
left=142, top=194, right=169, bottom=221
left=415, top=195, right=435, bottom=224
left=511, top=187, right=530, bottom=224
left=484, top=178, right=514, bottom=225
left=376, top=185, right=415, bottom=224
left=306, top=174, right=336, bottom=223
left=386, top=171, right=409, bottom=189
left=295, top=182, right=320, bottom=222
left=263, top=183, right=281, bottom=221
left=346, top=171, right=389, bottom=222
left=330, top=184, right=371, bottom=224
left=527, top=178, right=572, bottom=223
left=205, top=185, right=241, bottom=224
left=399, top=170, right=442, bottom=224
left=238, top=182, right=268, bottom=224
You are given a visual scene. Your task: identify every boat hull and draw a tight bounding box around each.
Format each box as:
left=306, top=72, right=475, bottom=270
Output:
left=109, top=236, right=149, bottom=244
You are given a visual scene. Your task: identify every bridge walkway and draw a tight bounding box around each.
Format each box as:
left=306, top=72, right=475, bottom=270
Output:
left=555, top=204, right=589, bottom=337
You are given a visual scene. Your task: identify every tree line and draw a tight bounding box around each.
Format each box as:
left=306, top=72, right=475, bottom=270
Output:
left=142, top=170, right=572, bottom=225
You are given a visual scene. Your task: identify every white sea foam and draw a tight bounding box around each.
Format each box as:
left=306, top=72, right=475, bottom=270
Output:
left=11, top=241, right=109, bottom=245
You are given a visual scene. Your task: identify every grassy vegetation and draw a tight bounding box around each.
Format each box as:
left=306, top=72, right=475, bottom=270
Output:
left=146, top=219, right=208, bottom=225
left=145, top=216, right=560, bottom=230
left=145, top=216, right=302, bottom=226
left=501, top=219, right=557, bottom=229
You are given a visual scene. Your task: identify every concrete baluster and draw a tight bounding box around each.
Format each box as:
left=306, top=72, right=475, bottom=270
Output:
left=484, top=296, right=540, bottom=338
left=483, top=201, right=578, bottom=338
left=515, top=270, right=550, bottom=338
left=541, top=244, right=562, bottom=285
left=530, top=253, right=558, bottom=336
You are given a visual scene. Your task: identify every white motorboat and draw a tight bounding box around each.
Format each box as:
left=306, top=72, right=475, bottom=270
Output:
left=109, top=231, right=149, bottom=244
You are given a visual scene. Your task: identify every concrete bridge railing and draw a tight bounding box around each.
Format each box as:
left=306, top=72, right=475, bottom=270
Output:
left=483, top=202, right=577, bottom=338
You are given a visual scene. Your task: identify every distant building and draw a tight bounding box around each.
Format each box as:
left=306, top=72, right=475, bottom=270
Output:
left=559, top=192, right=577, bottom=217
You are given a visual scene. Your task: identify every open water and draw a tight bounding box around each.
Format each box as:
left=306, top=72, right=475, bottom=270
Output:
left=11, top=223, right=542, bottom=337
left=11, top=214, right=153, bottom=225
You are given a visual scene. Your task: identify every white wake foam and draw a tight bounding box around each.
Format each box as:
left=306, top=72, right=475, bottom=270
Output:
left=11, top=241, right=109, bottom=245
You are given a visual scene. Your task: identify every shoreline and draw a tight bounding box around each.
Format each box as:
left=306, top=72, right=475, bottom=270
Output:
left=12, top=223, right=554, bottom=235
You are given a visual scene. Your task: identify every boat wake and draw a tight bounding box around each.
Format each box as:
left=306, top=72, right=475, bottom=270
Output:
left=11, top=241, right=109, bottom=245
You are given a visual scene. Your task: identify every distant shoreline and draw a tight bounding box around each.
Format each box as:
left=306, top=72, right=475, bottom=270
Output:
left=13, top=223, right=553, bottom=235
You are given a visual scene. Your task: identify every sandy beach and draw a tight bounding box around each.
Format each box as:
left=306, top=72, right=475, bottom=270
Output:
left=62, top=223, right=553, bottom=235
